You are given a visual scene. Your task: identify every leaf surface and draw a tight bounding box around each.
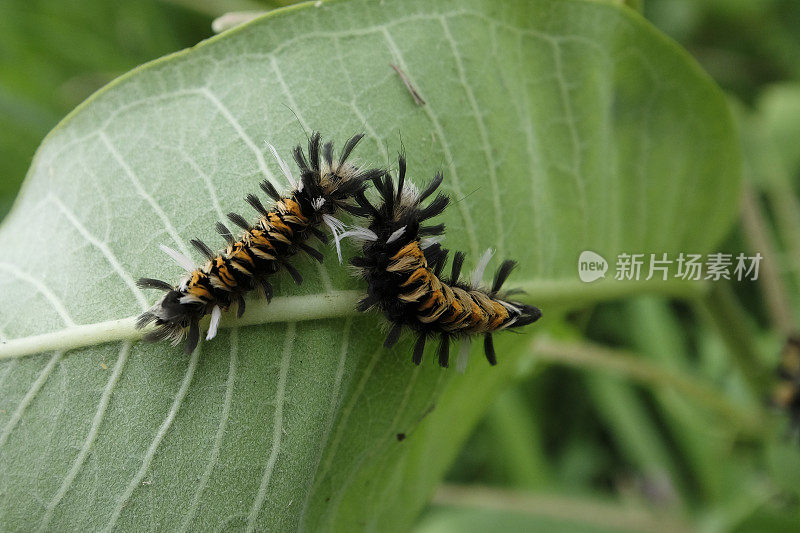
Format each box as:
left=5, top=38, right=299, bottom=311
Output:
left=0, top=0, right=739, bottom=530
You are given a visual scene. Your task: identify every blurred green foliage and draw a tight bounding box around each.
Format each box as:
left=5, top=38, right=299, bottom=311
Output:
left=2, top=0, right=800, bottom=531
left=0, top=0, right=289, bottom=218
left=645, top=0, right=800, bottom=102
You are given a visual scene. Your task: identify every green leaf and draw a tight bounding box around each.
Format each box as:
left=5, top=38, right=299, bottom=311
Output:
left=0, top=0, right=740, bottom=530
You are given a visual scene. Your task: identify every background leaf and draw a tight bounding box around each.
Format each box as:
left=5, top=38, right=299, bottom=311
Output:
left=0, top=0, right=221, bottom=218
left=0, top=0, right=740, bottom=530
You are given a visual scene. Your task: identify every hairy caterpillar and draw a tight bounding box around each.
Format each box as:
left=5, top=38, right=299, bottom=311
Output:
left=136, top=132, right=381, bottom=353
left=346, top=155, right=542, bottom=369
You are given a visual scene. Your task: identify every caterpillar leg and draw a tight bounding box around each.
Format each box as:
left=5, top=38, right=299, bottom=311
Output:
left=186, top=319, right=200, bottom=355
left=483, top=333, right=497, bottom=366
left=412, top=335, right=427, bottom=365
left=384, top=322, right=403, bottom=348
left=437, top=335, right=451, bottom=367
left=236, top=294, right=246, bottom=318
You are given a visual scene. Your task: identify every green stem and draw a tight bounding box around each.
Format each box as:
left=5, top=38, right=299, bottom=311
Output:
left=740, top=183, right=796, bottom=336
left=433, top=484, right=692, bottom=533
left=531, top=337, right=766, bottom=436
left=517, top=278, right=708, bottom=310
left=696, top=282, right=770, bottom=394
left=759, top=156, right=800, bottom=323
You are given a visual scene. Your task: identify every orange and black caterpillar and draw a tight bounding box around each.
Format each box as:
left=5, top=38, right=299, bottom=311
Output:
left=347, top=155, right=542, bottom=369
left=136, top=132, right=381, bottom=353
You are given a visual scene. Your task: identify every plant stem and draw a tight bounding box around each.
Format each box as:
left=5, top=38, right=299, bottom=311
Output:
left=697, top=282, right=771, bottom=394
left=516, top=278, right=708, bottom=310
left=531, top=337, right=765, bottom=436
left=433, top=484, right=692, bottom=533
left=740, top=183, right=797, bottom=336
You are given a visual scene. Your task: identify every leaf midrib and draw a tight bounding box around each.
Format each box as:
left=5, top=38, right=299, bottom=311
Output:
left=0, top=278, right=707, bottom=360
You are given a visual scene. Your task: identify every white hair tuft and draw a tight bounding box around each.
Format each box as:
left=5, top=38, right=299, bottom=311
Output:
left=206, top=305, right=222, bottom=340
left=266, top=141, right=300, bottom=190
left=471, top=248, right=494, bottom=286
left=159, top=244, right=195, bottom=273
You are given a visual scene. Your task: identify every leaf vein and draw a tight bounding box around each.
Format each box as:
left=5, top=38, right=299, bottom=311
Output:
left=181, top=329, right=238, bottom=532
left=328, top=364, right=422, bottom=524
left=0, top=263, right=75, bottom=327
left=198, top=88, right=278, bottom=189
left=440, top=17, right=504, bottom=255
left=102, top=343, right=201, bottom=532
left=48, top=195, right=149, bottom=311
left=305, top=344, right=382, bottom=510
left=37, top=341, right=131, bottom=531
left=179, top=152, right=226, bottom=221
left=0, top=351, right=63, bottom=449
left=297, top=318, right=352, bottom=530
left=98, top=131, right=193, bottom=258
left=549, top=39, right=588, bottom=232
left=380, top=28, right=481, bottom=259
left=246, top=322, right=295, bottom=532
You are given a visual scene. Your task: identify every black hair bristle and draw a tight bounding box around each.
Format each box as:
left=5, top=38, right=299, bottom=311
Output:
left=136, top=278, right=173, bottom=292
left=412, top=335, right=426, bottom=365
left=484, top=334, right=497, bottom=365
left=339, top=133, right=364, bottom=164
left=437, top=336, right=450, bottom=367
left=260, top=180, right=282, bottom=201
left=384, top=322, right=403, bottom=348
left=216, top=222, right=235, bottom=245
left=186, top=320, right=200, bottom=355
left=191, top=239, right=215, bottom=261
left=246, top=193, right=269, bottom=216
left=298, top=242, right=324, bottom=263
left=491, top=260, right=518, bottom=294
left=227, top=212, right=250, bottom=230
left=282, top=262, right=303, bottom=285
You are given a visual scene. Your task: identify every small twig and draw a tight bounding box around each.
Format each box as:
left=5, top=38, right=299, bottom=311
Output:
left=740, top=182, right=797, bottom=336
left=698, top=282, right=771, bottom=394
left=433, top=484, right=691, bottom=533
left=390, top=63, right=426, bottom=106
left=531, top=337, right=765, bottom=435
